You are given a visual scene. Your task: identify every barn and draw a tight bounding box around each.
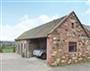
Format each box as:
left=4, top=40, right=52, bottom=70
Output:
left=15, top=11, right=90, bottom=66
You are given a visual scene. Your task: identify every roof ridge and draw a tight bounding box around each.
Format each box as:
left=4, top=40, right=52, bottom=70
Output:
left=16, top=16, right=66, bottom=40
left=16, top=11, right=90, bottom=40
left=20, top=16, right=66, bottom=35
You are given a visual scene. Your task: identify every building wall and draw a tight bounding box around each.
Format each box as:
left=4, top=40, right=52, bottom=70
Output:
left=47, top=13, right=90, bottom=66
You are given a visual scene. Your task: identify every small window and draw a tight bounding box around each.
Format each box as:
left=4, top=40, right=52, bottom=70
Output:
left=72, top=23, right=74, bottom=28
left=69, top=42, right=77, bottom=52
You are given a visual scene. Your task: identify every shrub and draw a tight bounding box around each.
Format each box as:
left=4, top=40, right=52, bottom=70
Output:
left=13, top=47, right=16, bottom=52
left=0, top=48, right=3, bottom=53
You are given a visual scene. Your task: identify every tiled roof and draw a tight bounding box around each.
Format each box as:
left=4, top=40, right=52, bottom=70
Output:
left=16, top=16, right=66, bottom=40
left=16, top=12, right=90, bottom=40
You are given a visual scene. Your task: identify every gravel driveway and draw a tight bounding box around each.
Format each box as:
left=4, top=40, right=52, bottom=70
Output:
left=0, top=53, right=90, bottom=71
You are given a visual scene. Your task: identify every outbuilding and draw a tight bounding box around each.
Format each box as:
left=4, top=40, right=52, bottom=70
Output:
left=16, top=11, right=90, bottom=66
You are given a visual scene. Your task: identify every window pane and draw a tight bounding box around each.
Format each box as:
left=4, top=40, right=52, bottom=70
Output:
left=69, top=42, right=77, bottom=52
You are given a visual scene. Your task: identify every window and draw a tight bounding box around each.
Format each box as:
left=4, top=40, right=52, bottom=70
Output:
left=69, top=42, right=77, bottom=52
left=72, top=23, right=74, bottom=28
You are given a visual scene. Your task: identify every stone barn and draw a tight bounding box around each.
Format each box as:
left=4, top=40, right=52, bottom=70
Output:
left=15, top=11, right=90, bottom=66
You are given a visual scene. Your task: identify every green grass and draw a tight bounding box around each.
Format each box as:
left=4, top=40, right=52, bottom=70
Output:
left=0, top=46, right=16, bottom=53
left=2, top=47, right=14, bottom=53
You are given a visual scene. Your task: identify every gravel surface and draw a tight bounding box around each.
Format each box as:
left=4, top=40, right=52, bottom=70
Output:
left=0, top=53, right=90, bottom=71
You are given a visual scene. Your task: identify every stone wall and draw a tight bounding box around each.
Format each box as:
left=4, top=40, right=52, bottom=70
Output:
left=47, top=13, right=90, bottom=66
left=16, top=40, right=32, bottom=58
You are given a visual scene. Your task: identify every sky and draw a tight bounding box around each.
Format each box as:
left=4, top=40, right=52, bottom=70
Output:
left=0, top=0, right=90, bottom=41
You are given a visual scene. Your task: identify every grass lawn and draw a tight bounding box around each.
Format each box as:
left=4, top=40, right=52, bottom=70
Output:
left=2, top=47, right=14, bottom=53
left=0, top=46, right=16, bottom=53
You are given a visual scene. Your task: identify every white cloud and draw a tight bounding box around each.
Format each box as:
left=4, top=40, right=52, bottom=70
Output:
left=86, top=8, right=90, bottom=14
left=86, top=0, right=90, bottom=14
left=86, top=0, right=90, bottom=4
left=0, top=15, right=59, bottom=41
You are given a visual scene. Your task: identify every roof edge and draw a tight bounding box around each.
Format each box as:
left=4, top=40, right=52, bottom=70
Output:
left=48, top=11, right=90, bottom=39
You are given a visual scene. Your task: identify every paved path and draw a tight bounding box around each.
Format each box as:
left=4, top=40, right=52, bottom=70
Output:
left=0, top=53, right=90, bottom=71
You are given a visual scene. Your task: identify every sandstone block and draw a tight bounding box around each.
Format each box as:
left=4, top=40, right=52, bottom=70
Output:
left=78, top=52, right=82, bottom=57
left=75, top=60, right=78, bottom=63
left=51, top=62, right=57, bottom=66
left=61, top=60, right=66, bottom=63
left=51, top=51, right=57, bottom=56
left=56, top=58, right=60, bottom=63
left=78, top=57, right=83, bottom=61
left=68, top=59, right=72, bottom=64
left=87, top=57, right=90, bottom=59
left=72, top=56, right=77, bottom=60
left=61, top=56, right=66, bottom=59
